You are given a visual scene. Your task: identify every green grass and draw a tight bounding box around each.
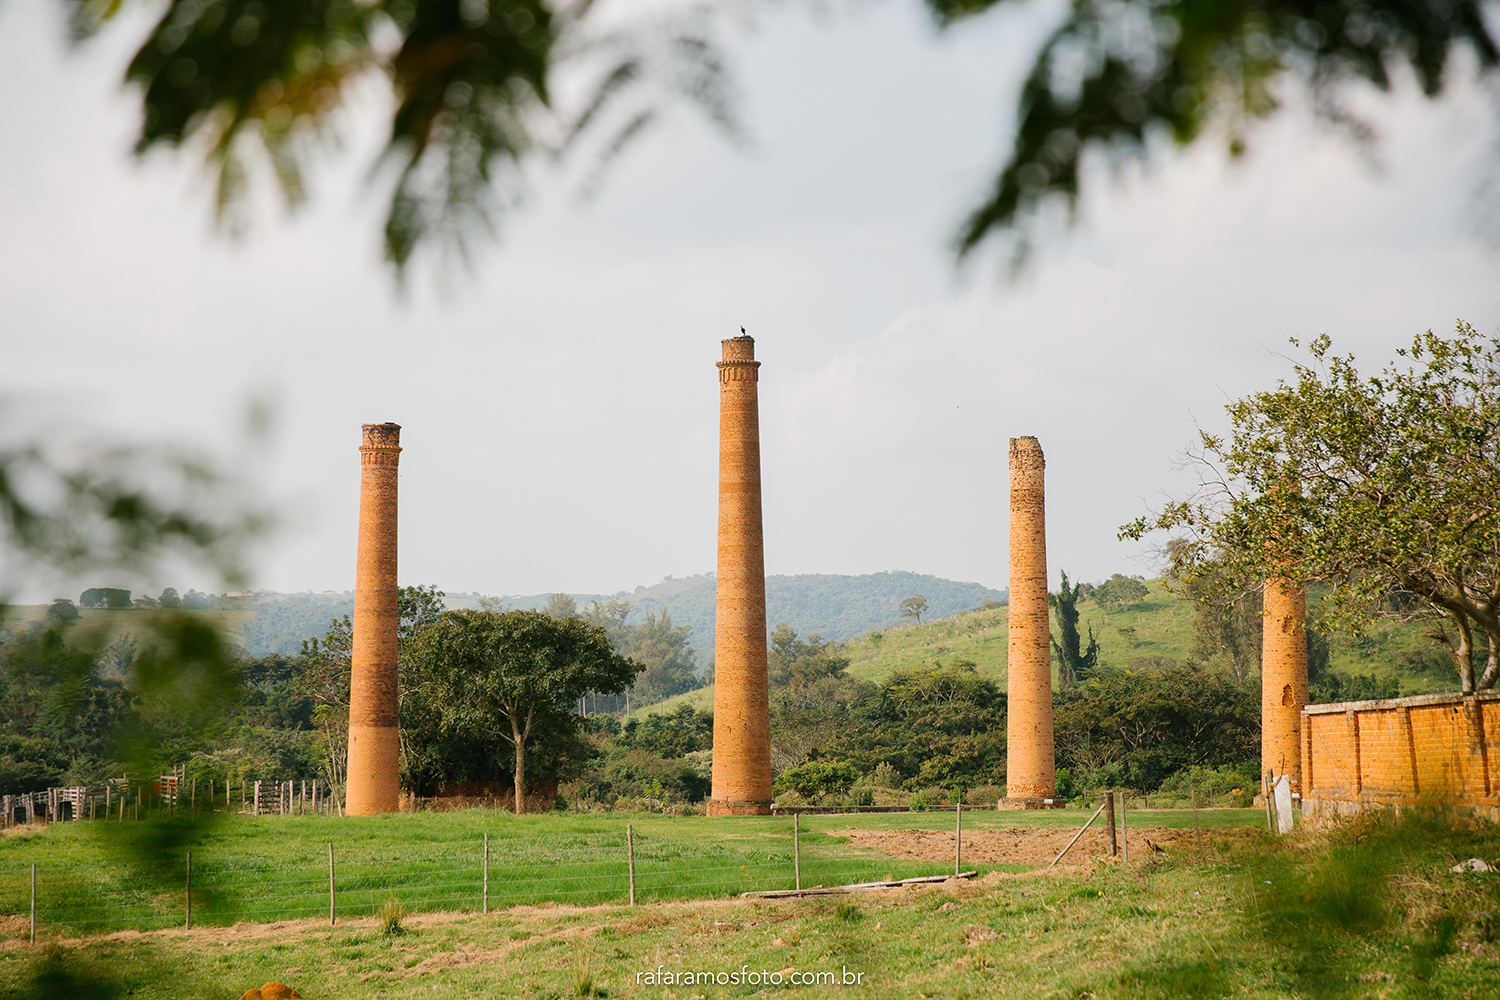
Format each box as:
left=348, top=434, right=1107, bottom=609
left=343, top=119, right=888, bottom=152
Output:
left=2, top=811, right=1496, bottom=1000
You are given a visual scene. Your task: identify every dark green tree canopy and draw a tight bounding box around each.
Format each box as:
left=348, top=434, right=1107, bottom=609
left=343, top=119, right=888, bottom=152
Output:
left=1122, top=322, right=1500, bottom=693
left=411, top=608, right=639, bottom=812
left=1050, top=570, right=1099, bottom=687
left=929, top=0, right=1500, bottom=263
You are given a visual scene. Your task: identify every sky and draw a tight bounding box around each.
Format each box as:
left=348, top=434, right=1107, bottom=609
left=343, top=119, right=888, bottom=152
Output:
left=3, top=0, right=1500, bottom=603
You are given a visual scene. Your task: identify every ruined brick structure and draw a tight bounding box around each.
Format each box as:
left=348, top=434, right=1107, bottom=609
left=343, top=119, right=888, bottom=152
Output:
left=346, top=422, right=402, bottom=816
left=709, top=336, right=773, bottom=816
left=1302, top=691, right=1500, bottom=824
left=1262, top=577, right=1309, bottom=794
left=1005, top=436, right=1056, bottom=805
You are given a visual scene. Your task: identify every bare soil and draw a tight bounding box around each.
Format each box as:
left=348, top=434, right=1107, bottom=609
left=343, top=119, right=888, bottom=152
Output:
left=824, top=825, right=1218, bottom=866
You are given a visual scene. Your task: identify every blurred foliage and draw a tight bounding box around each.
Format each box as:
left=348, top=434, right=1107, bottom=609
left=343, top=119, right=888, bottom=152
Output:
left=928, top=0, right=1500, bottom=264
left=65, top=0, right=736, bottom=277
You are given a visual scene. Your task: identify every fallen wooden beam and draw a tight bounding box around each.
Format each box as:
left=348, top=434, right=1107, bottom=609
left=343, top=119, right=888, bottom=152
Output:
left=740, top=871, right=977, bottom=899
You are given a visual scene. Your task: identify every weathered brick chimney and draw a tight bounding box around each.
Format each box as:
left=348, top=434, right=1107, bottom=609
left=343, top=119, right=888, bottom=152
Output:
left=709, top=336, right=773, bottom=816
left=1006, top=436, right=1056, bottom=805
left=345, top=422, right=401, bottom=815
left=1262, top=577, right=1308, bottom=793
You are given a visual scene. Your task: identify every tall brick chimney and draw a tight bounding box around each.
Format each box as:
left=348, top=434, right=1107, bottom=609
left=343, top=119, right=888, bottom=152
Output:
left=1006, top=436, right=1056, bottom=804
left=345, top=422, right=402, bottom=816
left=708, top=335, right=773, bottom=816
left=1262, top=577, right=1308, bottom=793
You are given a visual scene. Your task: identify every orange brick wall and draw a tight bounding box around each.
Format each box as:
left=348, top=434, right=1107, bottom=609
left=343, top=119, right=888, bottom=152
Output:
left=1303, top=692, right=1499, bottom=824
left=709, top=336, right=774, bottom=816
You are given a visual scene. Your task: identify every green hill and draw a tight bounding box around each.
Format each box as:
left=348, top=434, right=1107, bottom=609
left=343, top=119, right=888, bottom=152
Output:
left=629, top=577, right=1463, bottom=718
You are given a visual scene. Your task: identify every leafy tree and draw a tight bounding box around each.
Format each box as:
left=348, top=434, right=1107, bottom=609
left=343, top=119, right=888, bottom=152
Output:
left=899, top=594, right=929, bottom=624
left=1050, top=570, right=1099, bottom=688
left=543, top=593, right=578, bottom=620
left=616, top=704, right=713, bottom=758
left=1053, top=661, right=1259, bottom=792
left=768, top=623, right=866, bottom=712
left=1092, top=574, right=1150, bottom=612
left=928, top=0, right=1500, bottom=264
left=158, top=587, right=181, bottom=609
left=411, top=609, right=639, bottom=813
left=46, top=599, right=79, bottom=623
left=621, top=609, right=700, bottom=702
left=1123, top=324, right=1500, bottom=692
left=79, top=587, right=132, bottom=609
left=774, top=760, right=859, bottom=803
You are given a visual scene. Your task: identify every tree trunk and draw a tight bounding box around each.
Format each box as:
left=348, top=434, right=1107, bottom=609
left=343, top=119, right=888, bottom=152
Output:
left=512, top=713, right=527, bottom=816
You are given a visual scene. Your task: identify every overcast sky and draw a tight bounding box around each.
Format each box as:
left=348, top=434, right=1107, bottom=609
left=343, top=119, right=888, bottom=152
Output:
left=4, top=0, right=1499, bottom=603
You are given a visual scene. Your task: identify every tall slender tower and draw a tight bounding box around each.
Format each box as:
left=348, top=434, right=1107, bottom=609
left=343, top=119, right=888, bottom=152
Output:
left=1006, top=436, right=1056, bottom=804
left=346, top=422, right=402, bottom=816
left=709, top=335, right=773, bottom=816
left=1261, top=577, right=1308, bottom=792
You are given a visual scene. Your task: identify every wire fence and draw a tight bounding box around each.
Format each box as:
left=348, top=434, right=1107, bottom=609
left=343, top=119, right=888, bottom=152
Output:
left=1, top=823, right=954, bottom=939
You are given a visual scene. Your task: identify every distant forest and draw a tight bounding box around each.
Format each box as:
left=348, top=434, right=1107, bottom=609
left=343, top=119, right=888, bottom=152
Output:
left=239, top=572, right=1005, bottom=659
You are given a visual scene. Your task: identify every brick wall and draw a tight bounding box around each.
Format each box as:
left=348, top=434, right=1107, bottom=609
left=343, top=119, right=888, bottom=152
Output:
left=1302, top=691, right=1499, bottom=824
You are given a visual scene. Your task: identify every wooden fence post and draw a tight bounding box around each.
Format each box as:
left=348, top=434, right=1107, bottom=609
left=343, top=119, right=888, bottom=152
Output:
left=793, top=813, right=801, bottom=892
left=1120, top=788, right=1128, bottom=863
left=328, top=843, right=336, bottom=926
left=955, top=804, right=963, bottom=877
left=627, top=824, right=636, bottom=907
left=1190, top=782, right=1202, bottom=852
left=185, top=851, right=193, bottom=930
left=483, top=833, right=490, bottom=914
left=1105, top=790, right=1117, bottom=856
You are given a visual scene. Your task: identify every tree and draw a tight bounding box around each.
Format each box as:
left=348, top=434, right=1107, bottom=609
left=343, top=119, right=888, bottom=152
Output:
left=543, top=593, right=578, bottom=620
left=1122, top=323, right=1500, bottom=692
left=1092, top=575, right=1150, bottom=613
left=1049, top=571, right=1099, bottom=688
left=899, top=594, right=929, bottom=624
left=412, top=609, right=639, bottom=813
left=79, top=587, right=132, bottom=609
left=928, top=0, right=1500, bottom=264
left=158, top=587, right=181, bottom=609
left=622, top=609, right=700, bottom=702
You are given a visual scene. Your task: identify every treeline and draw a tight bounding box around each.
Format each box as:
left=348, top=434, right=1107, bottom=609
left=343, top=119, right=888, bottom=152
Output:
left=562, top=616, right=1262, bottom=811
left=55, top=587, right=242, bottom=613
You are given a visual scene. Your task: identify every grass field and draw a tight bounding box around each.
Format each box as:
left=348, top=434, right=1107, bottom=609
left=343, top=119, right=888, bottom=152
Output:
left=1, top=808, right=1497, bottom=1000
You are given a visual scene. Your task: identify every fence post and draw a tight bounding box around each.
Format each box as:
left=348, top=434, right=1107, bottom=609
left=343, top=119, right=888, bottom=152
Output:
left=30, top=863, right=36, bottom=944
left=1120, top=788, right=1128, bottom=863
left=793, top=813, right=801, bottom=892
left=955, top=803, right=962, bottom=877
left=185, top=851, right=193, bottom=930
left=1190, top=782, right=1202, bottom=852
left=483, top=832, right=490, bottom=914
left=328, top=843, right=336, bottom=926
left=626, top=824, right=636, bottom=907
left=1104, top=790, right=1117, bottom=856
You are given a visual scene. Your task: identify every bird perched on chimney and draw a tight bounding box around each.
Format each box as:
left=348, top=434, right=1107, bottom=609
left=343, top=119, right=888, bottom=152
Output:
left=740, top=326, right=746, bottom=335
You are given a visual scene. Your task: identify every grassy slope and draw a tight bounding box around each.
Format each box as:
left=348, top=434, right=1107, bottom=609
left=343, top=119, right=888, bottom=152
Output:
left=632, top=579, right=1459, bottom=718
left=2, top=811, right=1496, bottom=1000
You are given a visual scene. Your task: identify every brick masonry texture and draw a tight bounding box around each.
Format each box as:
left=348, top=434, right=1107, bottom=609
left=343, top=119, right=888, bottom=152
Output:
left=1303, top=691, right=1500, bottom=824
left=1262, top=577, right=1308, bottom=794
left=346, top=422, right=402, bottom=816
left=1006, top=436, right=1055, bottom=802
left=709, top=337, right=773, bottom=816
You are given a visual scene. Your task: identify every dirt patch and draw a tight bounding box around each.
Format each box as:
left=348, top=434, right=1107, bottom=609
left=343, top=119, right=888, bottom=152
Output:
left=823, top=826, right=1208, bottom=866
